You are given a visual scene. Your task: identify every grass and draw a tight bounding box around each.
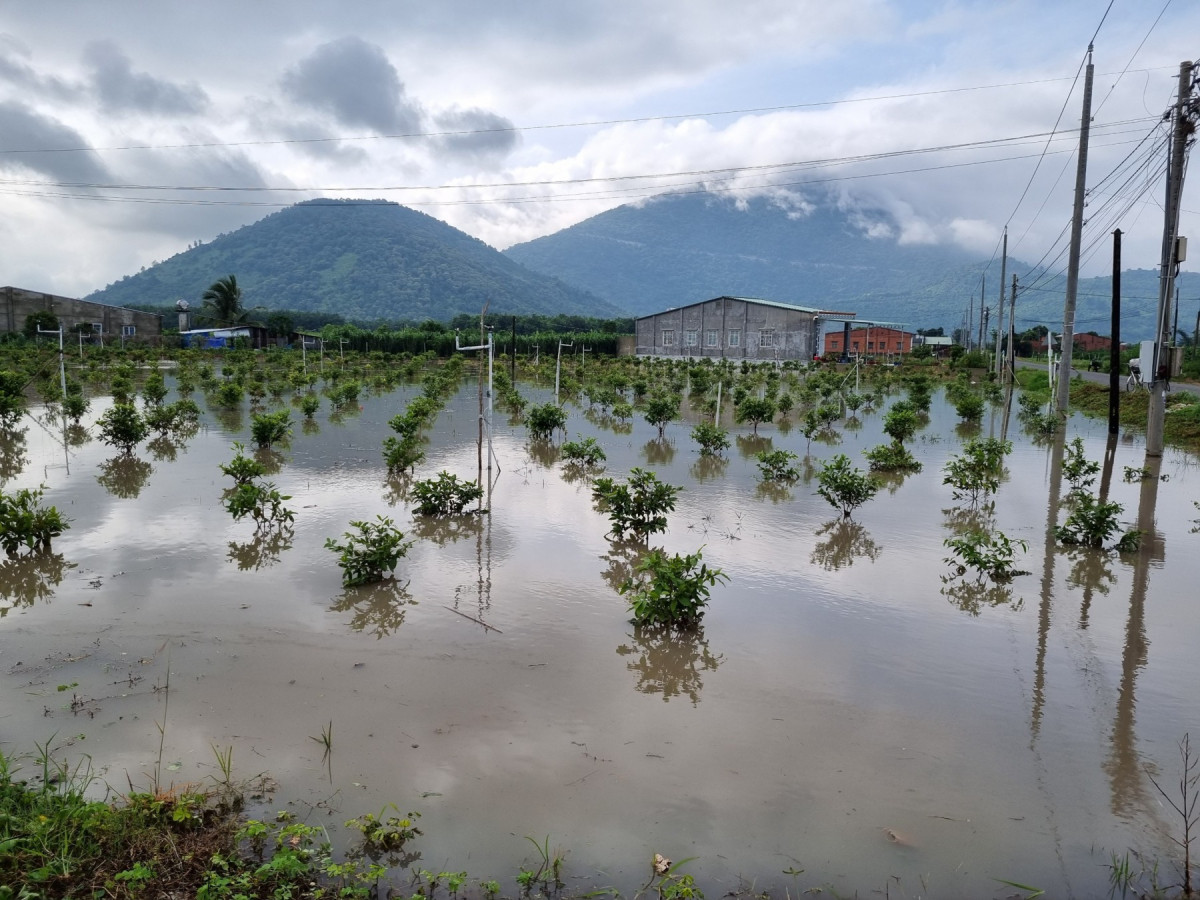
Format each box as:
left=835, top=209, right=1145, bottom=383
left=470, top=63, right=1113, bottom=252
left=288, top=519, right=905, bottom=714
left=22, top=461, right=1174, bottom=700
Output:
left=1015, top=368, right=1200, bottom=450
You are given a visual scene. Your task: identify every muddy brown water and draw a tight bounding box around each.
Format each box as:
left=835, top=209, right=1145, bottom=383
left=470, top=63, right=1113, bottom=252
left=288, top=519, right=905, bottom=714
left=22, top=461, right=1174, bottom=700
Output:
left=3, top=376, right=1199, bottom=897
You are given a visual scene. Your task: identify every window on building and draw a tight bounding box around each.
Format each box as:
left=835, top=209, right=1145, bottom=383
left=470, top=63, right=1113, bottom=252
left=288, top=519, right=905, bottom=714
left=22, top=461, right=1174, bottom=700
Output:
left=685, top=329, right=698, bottom=347
left=662, top=329, right=676, bottom=347
left=728, top=329, right=741, bottom=348
left=121, top=325, right=136, bottom=337
left=92, top=322, right=103, bottom=333
left=705, top=329, right=719, bottom=348
left=760, top=328, right=776, bottom=348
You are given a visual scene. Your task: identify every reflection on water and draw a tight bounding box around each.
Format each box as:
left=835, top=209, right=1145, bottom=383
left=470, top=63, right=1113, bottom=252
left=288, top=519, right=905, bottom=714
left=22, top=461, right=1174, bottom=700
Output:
left=940, top=577, right=1023, bottom=616
left=411, top=514, right=484, bottom=547
left=330, top=579, right=416, bottom=638
left=755, top=480, right=793, bottom=504
left=942, top=503, right=995, bottom=535
left=65, top=423, right=90, bottom=448
left=0, top=427, right=28, bottom=482
left=302, top=418, right=321, bottom=436
left=0, top=553, right=73, bottom=616
left=689, top=455, right=728, bottom=483
left=227, top=528, right=294, bottom=571
left=599, top=540, right=647, bottom=593
left=810, top=519, right=882, bottom=571
left=147, top=434, right=183, bottom=462
left=615, top=624, right=723, bottom=705
left=527, top=438, right=560, bottom=468
left=735, top=434, right=771, bottom=460
left=254, top=447, right=286, bottom=475
left=382, top=475, right=412, bottom=507
left=642, top=438, right=675, bottom=465
left=95, top=455, right=153, bottom=498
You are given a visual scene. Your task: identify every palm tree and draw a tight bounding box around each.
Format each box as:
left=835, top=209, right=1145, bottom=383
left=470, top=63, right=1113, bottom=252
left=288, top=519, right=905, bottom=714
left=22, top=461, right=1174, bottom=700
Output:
left=200, top=275, right=248, bottom=326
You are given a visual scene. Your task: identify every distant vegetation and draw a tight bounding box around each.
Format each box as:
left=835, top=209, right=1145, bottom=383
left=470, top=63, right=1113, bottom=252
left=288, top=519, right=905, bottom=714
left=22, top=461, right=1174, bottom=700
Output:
left=85, top=198, right=623, bottom=322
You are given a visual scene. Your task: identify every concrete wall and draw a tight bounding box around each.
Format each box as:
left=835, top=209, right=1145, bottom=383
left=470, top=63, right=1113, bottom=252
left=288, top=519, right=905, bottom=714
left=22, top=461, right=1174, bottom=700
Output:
left=2, top=286, right=163, bottom=341
left=635, top=297, right=819, bottom=361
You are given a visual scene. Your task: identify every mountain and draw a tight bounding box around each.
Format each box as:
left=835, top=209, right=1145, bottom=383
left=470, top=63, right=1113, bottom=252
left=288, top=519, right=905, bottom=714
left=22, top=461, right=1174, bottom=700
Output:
left=85, top=199, right=624, bottom=322
left=503, top=192, right=1195, bottom=340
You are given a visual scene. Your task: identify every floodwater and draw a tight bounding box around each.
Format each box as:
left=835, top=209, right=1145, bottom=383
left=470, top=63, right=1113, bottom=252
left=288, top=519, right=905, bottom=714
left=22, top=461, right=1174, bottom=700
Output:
left=3, top=372, right=1200, bottom=898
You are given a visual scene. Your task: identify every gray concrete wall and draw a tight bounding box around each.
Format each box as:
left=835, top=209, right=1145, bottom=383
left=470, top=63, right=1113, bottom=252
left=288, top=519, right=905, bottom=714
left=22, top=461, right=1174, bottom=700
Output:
left=2, top=286, right=163, bottom=341
left=635, top=297, right=817, bottom=361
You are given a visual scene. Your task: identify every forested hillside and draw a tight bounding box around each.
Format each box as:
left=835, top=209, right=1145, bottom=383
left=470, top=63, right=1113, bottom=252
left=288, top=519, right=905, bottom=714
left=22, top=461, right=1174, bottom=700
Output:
left=85, top=199, right=624, bottom=322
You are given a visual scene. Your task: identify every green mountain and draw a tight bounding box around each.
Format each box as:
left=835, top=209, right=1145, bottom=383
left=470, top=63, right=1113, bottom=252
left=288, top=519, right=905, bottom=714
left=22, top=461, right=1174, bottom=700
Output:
left=503, top=192, right=1195, bottom=340
left=85, top=199, right=624, bottom=322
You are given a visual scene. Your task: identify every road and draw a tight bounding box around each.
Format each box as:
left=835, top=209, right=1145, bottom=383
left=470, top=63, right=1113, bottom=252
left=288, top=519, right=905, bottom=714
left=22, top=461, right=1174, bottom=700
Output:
left=1014, top=358, right=1200, bottom=399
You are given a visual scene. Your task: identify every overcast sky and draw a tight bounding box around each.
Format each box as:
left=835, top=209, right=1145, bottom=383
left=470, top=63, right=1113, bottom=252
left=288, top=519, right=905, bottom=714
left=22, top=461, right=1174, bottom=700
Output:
left=1, top=0, right=1196, bottom=301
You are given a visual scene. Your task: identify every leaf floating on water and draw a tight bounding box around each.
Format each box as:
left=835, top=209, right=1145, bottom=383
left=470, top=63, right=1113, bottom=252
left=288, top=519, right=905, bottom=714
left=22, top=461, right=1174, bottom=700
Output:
left=167, top=761, right=182, bottom=772
left=420, top=791, right=442, bottom=798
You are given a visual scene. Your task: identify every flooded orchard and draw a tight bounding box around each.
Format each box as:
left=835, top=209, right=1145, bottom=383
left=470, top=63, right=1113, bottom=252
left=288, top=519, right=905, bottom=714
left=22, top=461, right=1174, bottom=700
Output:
left=3, top=359, right=1200, bottom=898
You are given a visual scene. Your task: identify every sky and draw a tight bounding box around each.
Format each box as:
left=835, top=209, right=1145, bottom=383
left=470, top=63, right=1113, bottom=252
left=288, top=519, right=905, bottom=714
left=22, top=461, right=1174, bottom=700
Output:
left=0, top=0, right=1197, bottom=302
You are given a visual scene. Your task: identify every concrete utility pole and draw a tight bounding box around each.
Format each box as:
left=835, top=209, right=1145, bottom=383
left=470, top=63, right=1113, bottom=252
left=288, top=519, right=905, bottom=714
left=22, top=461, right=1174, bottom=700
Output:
left=1147, top=59, right=1198, bottom=456
left=978, top=277, right=986, bottom=350
left=994, top=227, right=1008, bottom=377
left=1056, top=44, right=1095, bottom=416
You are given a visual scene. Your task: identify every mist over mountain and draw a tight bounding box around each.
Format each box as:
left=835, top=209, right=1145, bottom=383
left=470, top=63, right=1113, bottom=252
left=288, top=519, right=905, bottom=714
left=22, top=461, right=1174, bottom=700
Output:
left=504, top=192, right=1194, bottom=341
left=85, top=199, right=623, bottom=322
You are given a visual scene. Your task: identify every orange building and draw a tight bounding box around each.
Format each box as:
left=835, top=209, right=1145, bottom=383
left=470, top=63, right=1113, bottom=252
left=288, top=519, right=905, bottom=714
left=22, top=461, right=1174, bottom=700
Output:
left=823, top=326, right=913, bottom=357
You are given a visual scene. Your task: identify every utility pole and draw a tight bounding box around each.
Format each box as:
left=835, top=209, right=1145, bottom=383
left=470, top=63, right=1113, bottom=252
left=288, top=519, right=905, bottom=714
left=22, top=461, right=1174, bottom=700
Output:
left=1056, top=43, right=1095, bottom=416
left=1005, top=275, right=1017, bottom=383
left=966, top=294, right=974, bottom=351
left=1109, top=230, right=1121, bottom=435
left=994, top=227, right=1008, bottom=377
left=1147, top=60, right=1197, bottom=456
left=978, top=276, right=986, bottom=351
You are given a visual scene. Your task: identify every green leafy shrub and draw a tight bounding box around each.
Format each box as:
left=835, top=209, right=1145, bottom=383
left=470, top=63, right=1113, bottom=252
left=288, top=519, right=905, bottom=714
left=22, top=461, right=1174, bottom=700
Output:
left=382, top=433, right=425, bottom=474
left=141, top=372, right=168, bottom=407
left=412, top=471, right=485, bottom=516
left=953, top=391, right=985, bottom=422
left=944, top=530, right=1028, bottom=580
left=224, top=481, right=295, bottom=532
left=816, top=454, right=880, bottom=518
left=1062, top=436, right=1100, bottom=494
left=755, top=449, right=800, bottom=482
left=62, top=392, right=90, bottom=423
left=300, top=393, right=320, bottom=419
left=864, top=441, right=922, bottom=473
left=882, top=402, right=919, bottom=444
left=219, top=442, right=266, bottom=486
left=690, top=423, right=730, bottom=458
left=325, top=516, right=413, bottom=586
left=734, top=395, right=776, bottom=434
left=642, top=394, right=680, bottom=437
left=592, top=468, right=680, bottom=540
left=96, top=402, right=148, bottom=454
left=527, top=402, right=569, bottom=440
left=620, top=547, right=727, bottom=628
left=561, top=436, right=607, bottom=468
left=0, top=485, right=69, bottom=555
left=1055, top=494, right=1141, bottom=550
left=943, top=438, right=1011, bottom=503
left=250, top=409, right=292, bottom=449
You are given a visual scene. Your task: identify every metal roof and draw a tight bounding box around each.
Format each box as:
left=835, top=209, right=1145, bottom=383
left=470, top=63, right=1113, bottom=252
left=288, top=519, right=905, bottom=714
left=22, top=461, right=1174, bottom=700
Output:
left=635, top=296, right=856, bottom=320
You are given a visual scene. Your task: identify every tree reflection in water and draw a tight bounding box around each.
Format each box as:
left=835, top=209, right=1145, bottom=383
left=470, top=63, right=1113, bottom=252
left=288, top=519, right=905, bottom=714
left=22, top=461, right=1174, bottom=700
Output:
left=940, top=578, right=1023, bottom=616
left=810, top=519, right=882, bottom=571
left=616, top=624, right=723, bottom=706
left=64, top=424, right=90, bottom=448
left=96, top=456, right=153, bottom=499
left=0, top=427, right=29, bottom=482
left=755, top=481, right=793, bottom=504
left=227, top=528, right=294, bottom=571
left=641, top=438, right=675, bottom=465
left=527, top=438, right=560, bottom=469
left=253, top=447, right=285, bottom=476
left=1064, top=547, right=1116, bottom=597
left=146, top=435, right=183, bottom=463
left=411, top=514, right=484, bottom=547
left=329, top=579, right=415, bottom=639
left=690, top=455, right=728, bottom=484
left=600, top=540, right=648, bottom=593
left=0, top=553, right=74, bottom=617
left=735, top=434, right=771, bottom=461
left=382, top=475, right=412, bottom=507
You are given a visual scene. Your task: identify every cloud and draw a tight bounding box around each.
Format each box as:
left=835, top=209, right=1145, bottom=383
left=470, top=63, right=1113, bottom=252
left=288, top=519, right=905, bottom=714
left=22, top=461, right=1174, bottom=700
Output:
left=83, top=40, right=209, bottom=116
left=0, top=36, right=78, bottom=101
left=281, top=36, right=422, bottom=134
left=431, top=107, right=519, bottom=164
left=0, top=101, right=109, bottom=183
